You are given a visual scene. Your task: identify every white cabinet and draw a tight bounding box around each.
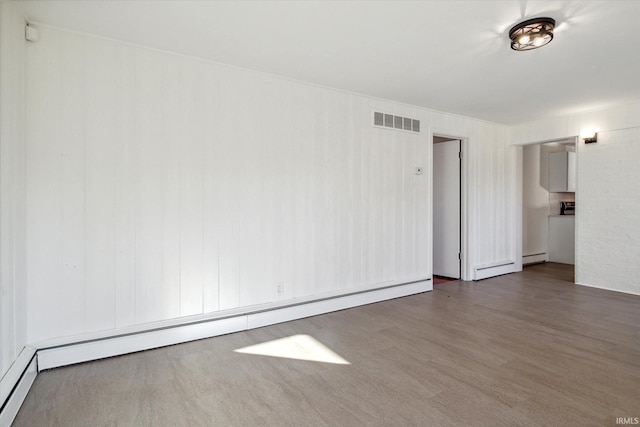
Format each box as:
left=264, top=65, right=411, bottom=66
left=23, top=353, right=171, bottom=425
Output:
left=549, top=151, right=576, bottom=192
left=548, top=216, right=575, bottom=264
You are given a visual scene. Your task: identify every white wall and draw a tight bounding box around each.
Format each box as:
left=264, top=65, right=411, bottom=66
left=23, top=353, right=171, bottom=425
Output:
left=513, top=101, right=640, bottom=295
left=576, top=128, right=640, bottom=294
left=0, top=1, right=27, bottom=377
left=24, top=25, right=512, bottom=345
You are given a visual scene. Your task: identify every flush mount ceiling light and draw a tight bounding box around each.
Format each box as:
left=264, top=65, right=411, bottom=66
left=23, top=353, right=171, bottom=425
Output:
left=509, top=17, right=556, bottom=51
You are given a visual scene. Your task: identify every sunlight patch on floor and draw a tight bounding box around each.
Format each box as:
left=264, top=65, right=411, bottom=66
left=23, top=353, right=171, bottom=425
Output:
left=234, top=334, right=350, bottom=365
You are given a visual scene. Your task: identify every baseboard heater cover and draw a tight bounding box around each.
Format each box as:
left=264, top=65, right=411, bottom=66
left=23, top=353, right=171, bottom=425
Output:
left=0, top=350, right=37, bottom=427
left=523, top=253, right=548, bottom=265
left=247, top=281, right=428, bottom=329
left=37, top=279, right=431, bottom=370
left=1, top=280, right=431, bottom=422
left=474, top=261, right=516, bottom=280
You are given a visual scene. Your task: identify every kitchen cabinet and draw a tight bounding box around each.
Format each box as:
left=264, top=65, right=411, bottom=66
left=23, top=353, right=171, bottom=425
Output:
left=549, top=151, right=576, bottom=192
left=548, top=216, right=575, bottom=264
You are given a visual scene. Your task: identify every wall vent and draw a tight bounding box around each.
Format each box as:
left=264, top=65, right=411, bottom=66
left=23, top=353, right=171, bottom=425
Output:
left=373, top=111, right=420, bottom=133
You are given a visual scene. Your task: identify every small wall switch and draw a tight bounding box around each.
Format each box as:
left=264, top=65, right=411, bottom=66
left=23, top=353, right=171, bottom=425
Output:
left=414, top=167, right=424, bottom=175
left=277, top=282, right=284, bottom=295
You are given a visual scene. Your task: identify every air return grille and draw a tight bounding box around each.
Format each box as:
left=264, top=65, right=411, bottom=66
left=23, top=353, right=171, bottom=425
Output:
left=373, top=111, right=420, bottom=133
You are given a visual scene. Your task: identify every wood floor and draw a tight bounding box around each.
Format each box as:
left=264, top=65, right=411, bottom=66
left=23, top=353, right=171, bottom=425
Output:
left=13, top=263, right=640, bottom=426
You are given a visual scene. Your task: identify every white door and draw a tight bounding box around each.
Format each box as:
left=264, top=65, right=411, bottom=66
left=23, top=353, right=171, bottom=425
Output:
left=433, top=139, right=460, bottom=278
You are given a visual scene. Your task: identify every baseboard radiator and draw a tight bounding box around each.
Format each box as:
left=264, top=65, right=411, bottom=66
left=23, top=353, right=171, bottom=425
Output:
left=474, top=260, right=516, bottom=280
left=0, top=279, right=431, bottom=426
left=0, top=348, right=37, bottom=427
left=523, top=253, right=548, bottom=266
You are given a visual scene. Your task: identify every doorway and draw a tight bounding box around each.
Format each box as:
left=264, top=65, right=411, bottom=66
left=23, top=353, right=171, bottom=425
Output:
left=433, top=136, right=461, bottom=281
left=521, top=138, right=576, bottom=282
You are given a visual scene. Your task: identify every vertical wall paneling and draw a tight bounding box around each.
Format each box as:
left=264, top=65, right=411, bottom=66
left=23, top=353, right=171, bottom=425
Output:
left=14, top=7, right=27, bottom=350
left=159, top=55, right=182, bottom=320
left=0, top=3, right=13, bottom=374
left=418, top=132, right=430, bottom=276
left=179, top=60, right=205, bottom=316
left=58, top=32, right=86, bottom=335
left=380, top=122, right=395, bottom=282
left=24, top=26, right=513, bottom=344
left=114, top=44, right=137, bottom=328
left=255, top=78, right=288, bottom=303
left=84, top=37, right=118, bottom=332
left=26, top=26, right=68, bottom=343
left=215, top=67, right=243, bottom=310
left=0, top=2, right=27, bottom=376
left=344, top=98, right=359, bottom=289
left=201, top=63, right=221, bottom=313
left=293, top=83, right=315, bottom=298
left=134, top=50, right=164, bottom=324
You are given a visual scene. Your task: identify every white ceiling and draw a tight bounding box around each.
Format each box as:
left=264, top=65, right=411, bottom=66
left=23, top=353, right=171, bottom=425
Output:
left=16, top=0, right=640, bottom=125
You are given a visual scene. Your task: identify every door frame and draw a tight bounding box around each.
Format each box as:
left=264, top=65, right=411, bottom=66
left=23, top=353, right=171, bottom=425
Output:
left=430, top=131, right=469, bottom=281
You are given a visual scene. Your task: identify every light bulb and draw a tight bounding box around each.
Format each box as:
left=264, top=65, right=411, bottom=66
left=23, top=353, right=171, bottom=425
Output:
left=533, top=36, right=546, bottom=46
left=580, top=128, right=596, bottom=140
left=518, top=34, right=530, bottom=44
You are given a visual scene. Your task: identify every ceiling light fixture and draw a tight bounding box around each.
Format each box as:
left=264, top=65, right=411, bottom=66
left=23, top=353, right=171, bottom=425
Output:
left=509, top=17, right=556, bottom=51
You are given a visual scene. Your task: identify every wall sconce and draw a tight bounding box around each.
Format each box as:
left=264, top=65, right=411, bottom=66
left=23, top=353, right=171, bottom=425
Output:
left=580, top=129, right=598, bottom=144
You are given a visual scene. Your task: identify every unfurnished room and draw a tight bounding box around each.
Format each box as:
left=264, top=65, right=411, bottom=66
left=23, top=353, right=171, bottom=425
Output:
left=1, top=1, right=639, bottom=426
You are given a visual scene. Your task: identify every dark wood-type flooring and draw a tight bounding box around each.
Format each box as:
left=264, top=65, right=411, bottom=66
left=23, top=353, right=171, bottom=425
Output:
left=13, top=263, right=640, bottom=426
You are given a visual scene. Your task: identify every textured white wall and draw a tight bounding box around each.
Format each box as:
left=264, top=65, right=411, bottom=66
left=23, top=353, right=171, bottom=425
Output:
left=24, top=26, right=512, bottom=345
left=513, top=101, right=640, bottom=295
left=576, top=128, right=640, bottom=294
left=0, top=2, right=27, bottom=377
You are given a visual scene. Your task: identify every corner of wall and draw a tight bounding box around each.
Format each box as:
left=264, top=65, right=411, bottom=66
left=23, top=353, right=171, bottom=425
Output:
left=0, top=0, right=28, bottom=382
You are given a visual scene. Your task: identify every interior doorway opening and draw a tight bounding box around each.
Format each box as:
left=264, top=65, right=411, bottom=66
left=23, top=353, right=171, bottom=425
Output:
left=521, top=137, right=576, bottom=282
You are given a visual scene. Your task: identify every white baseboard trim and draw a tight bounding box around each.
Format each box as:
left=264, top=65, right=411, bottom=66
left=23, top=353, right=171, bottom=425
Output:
left=474, top=260, right=516, bottom=280
left=523, top=253, right=547, bottom=265
left=0, top=351, right=37, bottom=427
left=37, top=316, right=248, bottom=370
left=38, top=279, right=431, bottom=370
left=575, top=281, right=640, bottom=297
left=247, top=280, right=430, bottom=329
